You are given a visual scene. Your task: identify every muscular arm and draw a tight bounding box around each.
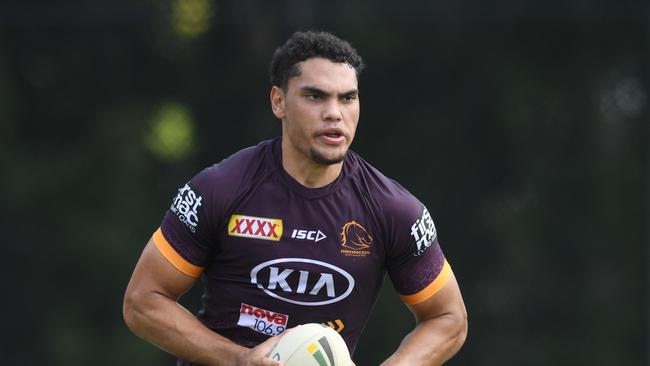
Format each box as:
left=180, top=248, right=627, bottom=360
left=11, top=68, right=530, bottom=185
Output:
left=382, top=274, right=468, bottom=366
left=123, top=238, right=280, bottom=366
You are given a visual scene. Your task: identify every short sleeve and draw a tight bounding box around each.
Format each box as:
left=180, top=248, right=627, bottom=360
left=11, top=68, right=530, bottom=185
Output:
left=386, top=201, right=452, bottom=305
left=153, top=168, right=218, bottom=278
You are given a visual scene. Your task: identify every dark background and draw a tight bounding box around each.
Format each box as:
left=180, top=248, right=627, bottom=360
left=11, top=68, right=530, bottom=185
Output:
left=1, top=1, right=647, bottom=365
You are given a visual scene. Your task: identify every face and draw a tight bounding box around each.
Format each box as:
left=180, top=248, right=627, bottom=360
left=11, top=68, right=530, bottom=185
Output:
left=271, top=57, right=360, bottom=166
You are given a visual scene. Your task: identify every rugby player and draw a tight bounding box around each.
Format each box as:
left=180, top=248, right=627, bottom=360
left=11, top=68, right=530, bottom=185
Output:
left=123, top=31, right=467, bottom=366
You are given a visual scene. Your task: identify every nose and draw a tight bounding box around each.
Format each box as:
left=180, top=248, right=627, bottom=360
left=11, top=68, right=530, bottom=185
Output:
left=321, top=99, right=342, bottom=122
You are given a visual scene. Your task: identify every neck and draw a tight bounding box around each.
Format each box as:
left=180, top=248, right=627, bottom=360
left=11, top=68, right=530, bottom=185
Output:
left=281, top=139, right=344, bottom=188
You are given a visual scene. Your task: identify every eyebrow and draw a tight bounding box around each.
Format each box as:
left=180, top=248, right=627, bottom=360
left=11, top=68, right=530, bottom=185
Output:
left=300, top=86, right=359, bottom=97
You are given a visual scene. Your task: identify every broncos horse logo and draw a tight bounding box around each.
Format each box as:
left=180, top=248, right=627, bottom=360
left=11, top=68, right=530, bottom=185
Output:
left=340, top=221, right=373, bottom=250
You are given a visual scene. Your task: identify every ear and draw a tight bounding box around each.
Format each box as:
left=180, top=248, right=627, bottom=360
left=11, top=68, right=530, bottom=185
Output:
left=270, top=86, right=286, bottom=119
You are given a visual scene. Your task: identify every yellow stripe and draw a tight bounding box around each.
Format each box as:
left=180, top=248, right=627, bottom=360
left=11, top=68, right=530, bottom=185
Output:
left=399, top=260, right=452, bottom=305
left=152, top=228, right=204, bottom=278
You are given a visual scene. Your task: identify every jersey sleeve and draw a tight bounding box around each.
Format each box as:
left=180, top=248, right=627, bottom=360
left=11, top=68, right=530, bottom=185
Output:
left=152, top=167, right=220, bottom=278
left=385, top=198, right=452, bottom=305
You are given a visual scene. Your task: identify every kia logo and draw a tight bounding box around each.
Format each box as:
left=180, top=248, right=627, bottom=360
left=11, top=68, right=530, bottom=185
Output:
left=250, top=258, right=355, bottom=306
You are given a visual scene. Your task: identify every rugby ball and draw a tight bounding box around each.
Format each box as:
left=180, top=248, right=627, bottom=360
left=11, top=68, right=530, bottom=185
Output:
left=268, top=323, right=352, bottom=366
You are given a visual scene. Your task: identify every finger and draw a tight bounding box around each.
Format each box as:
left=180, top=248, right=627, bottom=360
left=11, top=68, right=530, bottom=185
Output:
left=257, top=357, right=282, bottom=366
left=256, top=335, right=283, bottom=357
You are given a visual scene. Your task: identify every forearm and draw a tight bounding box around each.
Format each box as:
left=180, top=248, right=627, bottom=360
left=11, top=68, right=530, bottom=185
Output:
left=381, top=313, right=467, bottom=366
left=123, top=291, right=243, bottom=366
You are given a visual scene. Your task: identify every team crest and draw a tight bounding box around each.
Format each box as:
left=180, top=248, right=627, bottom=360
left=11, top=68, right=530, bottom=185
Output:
left=340, top=221, right=372, bottom=257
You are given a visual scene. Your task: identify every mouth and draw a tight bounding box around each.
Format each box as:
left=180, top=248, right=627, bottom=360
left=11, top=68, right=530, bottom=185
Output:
left=318, top=128, right=346, bottom=145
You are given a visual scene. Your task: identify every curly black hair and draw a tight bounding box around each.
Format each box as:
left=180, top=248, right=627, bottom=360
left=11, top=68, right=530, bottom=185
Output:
left=269, top=31, right=365, bottom=89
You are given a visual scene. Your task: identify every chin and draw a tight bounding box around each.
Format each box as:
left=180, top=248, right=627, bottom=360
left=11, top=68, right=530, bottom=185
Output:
left=310, top=147, right=347, bottom=165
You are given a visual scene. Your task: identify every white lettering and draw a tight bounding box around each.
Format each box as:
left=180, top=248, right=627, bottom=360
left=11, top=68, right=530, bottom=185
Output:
left=296, top=270, right=309, bottom=294
left=268, top=267, right=293, bottom=292
left=290, top=229, right=327, bottom=243
left=250, top=258, right=354, bottom=306
left=411, top=221, right=421, bottom=242
left=410, top=207, right=437, bottom=255
left=171, top=184, right=202, bottom=232
left=309, top=273, right=335, bottom=298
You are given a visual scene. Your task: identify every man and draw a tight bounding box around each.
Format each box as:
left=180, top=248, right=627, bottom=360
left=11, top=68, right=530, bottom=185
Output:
left=123, top=31, right=467, bottom=366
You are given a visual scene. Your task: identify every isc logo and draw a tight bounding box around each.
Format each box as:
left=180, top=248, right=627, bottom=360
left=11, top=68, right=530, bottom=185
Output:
left=228, top=214, right=283, bottom=241
left=250, top=258, right=355, bottom=306
left=291, top=229, right=326, bottom=243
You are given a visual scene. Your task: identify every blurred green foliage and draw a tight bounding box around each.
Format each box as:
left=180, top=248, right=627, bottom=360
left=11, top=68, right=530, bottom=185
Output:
left=0, top=0, right=646, bottom=365
left=146, top=102, right=196, bottom=161
left=171, top=0, right=213, bottom=39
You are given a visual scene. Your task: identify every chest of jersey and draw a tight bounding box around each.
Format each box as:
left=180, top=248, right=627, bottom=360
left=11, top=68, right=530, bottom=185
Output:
left=208, top=177, right=385, bottom=309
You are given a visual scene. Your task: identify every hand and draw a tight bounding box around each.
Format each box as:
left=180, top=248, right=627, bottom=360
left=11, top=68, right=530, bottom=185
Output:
left=235, top=335, right=283, bottom=366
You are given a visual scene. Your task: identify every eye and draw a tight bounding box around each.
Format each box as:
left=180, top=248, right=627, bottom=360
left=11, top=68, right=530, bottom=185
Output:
left=342, top=94, right=357, bottom=103
left=306, top=94, right=322, bottom=100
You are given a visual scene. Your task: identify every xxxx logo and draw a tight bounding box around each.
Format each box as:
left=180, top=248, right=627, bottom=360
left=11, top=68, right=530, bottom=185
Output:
left=228, top=214, right=283, bottom=241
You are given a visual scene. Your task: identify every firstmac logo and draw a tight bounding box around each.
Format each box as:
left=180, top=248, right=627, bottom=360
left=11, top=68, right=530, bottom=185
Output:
left=410, top=206, right=437, bottom=256
left=171, top=183, right=202, bottom=233
left=228, top=214, right=283, bottom=241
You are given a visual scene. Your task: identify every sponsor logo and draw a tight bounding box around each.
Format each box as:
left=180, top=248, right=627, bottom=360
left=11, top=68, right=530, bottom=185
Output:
left=324, top=319, right=345, bottom=333
left=250, top=258, right=355, bottom=306
left=340, top=220, right=373, bottom=257
left=411, top=206, right=437, bottom=256
left=237, top=303, right=287, bottom=336
left=291, top=229, right=326, bottom=243
left=171, top=183, right=202, bottom=233
left=228, top=214, right=283, bottom=241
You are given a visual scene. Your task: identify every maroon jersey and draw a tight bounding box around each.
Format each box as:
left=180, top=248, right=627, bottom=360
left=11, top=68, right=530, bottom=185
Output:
left=154, top=138, right=452, bottom=364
